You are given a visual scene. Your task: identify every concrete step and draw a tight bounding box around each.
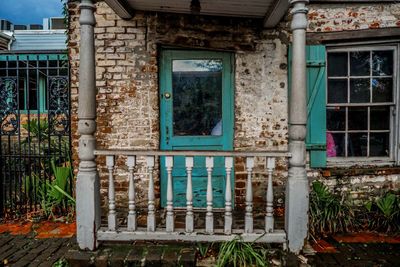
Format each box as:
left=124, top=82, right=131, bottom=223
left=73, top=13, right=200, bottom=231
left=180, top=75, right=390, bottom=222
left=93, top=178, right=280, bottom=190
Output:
left=65, top=243, right=197, bottom=267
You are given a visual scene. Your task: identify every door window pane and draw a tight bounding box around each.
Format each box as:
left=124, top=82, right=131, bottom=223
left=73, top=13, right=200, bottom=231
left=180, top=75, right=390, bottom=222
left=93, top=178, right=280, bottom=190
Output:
left=369, top=133, right=389, bottom=157
left=172, top=59, right=222, bottom=136
left=372, top=78, right=393, bottom=103
left=348, top=107, right=368, bottom=130
left=327, top=107, right=345, bottom=131
left=348, top=133, right=368, bottom=157
left=350, top=78, right=370, bottom=103
left=370, top=106, right=390, bottom=130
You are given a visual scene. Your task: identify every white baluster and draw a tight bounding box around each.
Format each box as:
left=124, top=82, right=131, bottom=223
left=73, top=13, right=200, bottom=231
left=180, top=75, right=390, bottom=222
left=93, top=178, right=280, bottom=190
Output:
left=107, top=156, right=117, bottom=231
left=205, top=156, right=214, bottom=234
left=224, top=157, right=233, bottom=234
left=147, top=156, right=156, bottom=232
left=127, top=156, right=136, bottom=231
left=245, top=157, right=254, bottom=233
left=165, top=156, right=174, bottom=232
left=265, top=157, right=275, bottom=232
left=185, top=157, right=194, bottom=233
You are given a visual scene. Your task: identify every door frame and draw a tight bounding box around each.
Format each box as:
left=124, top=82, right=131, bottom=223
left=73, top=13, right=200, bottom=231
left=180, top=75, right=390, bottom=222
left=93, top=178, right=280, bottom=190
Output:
left=159, top=48, right=235, bottom=208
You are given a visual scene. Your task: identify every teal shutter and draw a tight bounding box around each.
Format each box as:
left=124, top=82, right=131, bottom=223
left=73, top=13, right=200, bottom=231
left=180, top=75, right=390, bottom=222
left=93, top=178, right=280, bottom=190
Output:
left=288, top=45, right=327, bottom=168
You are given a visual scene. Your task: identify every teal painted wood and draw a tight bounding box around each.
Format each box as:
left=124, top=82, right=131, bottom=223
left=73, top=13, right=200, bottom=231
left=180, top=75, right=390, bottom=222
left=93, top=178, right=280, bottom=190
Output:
left=160, top=50, right=234, bottom=208
left=306, top=45, right=327, bottom=168
left=288, top=45, right=327, bottom=167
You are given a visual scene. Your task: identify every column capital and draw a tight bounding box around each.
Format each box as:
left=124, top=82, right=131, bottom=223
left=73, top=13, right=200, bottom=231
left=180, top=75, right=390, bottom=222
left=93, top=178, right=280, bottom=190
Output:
left=290, top=0, right=309, bottom=31
left=79, top=0, right=96, bottom=26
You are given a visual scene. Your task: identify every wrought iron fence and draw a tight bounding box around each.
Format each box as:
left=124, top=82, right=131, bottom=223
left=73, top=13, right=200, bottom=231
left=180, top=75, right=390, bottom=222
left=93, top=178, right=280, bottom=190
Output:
left=0, top=53, right=71, bottom=219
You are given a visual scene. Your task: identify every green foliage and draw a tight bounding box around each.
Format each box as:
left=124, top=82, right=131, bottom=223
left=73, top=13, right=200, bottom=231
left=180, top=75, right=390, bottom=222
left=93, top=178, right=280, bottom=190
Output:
left=216, top=237, right=267, bottom=267
left=53, top=258, right=69, bottom=267
left=309, top=181, right=355, bottom=237
left=22, top=119, right=49, bottom=141
left=196, top=242, right=211, bottom=258
left=364, top=192, right=400, bottom=233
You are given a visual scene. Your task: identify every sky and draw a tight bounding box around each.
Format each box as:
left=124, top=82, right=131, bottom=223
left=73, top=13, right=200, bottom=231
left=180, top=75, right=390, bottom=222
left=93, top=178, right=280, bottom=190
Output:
left=0, top=0, right=64, bottom=25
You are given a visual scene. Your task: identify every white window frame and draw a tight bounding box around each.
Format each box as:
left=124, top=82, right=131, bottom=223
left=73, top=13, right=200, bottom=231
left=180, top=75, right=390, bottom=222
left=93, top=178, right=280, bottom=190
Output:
left=326, top=43, right=399, bottom=167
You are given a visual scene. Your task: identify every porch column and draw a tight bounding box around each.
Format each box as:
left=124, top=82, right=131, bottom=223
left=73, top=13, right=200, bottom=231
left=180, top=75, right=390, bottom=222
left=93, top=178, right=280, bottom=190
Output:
left=286, top=0, right=309, bottom=253
left=76, top=0, right=101, bottom=250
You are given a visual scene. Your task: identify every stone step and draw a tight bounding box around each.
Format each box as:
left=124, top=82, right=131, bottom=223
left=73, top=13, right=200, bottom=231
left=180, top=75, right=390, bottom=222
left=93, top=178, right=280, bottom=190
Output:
left=65, top=243, right=197, bottom=267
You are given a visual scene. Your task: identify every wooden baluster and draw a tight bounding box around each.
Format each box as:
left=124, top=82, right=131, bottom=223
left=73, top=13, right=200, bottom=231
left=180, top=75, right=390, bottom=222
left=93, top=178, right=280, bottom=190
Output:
left=165, top=156, right=174, bottom=232
left=245, top=157, right=254, bottom=233
left=107, top=156, right=117, bottom=231
left=265, top=157, right=275, bottom=232
left=205, top=156, right=214, bottom=234
left=147, top=156, right=156, bottom=232
left=127, top=156, right=136, bottom=231
left=185, top=157, right=194, bottom=233
left=224, top=157, right=233, bottom=234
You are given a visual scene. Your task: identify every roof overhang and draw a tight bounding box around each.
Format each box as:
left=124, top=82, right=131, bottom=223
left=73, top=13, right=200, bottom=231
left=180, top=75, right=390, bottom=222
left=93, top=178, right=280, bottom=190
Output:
left=104, top=0, right=289, bottom=28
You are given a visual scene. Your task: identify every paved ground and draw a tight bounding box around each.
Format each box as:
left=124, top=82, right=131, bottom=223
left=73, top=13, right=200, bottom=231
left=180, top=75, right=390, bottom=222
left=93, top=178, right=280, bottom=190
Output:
left=0, top=234, right=74, bottom=267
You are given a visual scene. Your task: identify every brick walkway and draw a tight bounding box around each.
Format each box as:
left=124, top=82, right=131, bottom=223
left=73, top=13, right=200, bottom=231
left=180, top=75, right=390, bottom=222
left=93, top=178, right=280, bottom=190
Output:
left=0, top=234, right=75, bottom=267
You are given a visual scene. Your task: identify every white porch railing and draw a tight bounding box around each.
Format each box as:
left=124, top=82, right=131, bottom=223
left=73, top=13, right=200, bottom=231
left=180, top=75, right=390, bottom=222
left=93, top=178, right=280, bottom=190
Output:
left=94, top=150, right=290, bottom=246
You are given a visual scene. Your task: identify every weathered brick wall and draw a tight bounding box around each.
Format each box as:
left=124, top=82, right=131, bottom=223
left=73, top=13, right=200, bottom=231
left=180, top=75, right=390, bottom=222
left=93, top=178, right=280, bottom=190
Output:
left=308, top=3, right=400, bottom=31
left=307, top=2, right=400, bottom=203
left=68, top=1, right=289, bottom=219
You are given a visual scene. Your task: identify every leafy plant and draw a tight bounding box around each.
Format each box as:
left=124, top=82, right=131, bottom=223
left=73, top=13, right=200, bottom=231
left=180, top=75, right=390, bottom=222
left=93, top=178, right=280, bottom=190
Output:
left=309, top=181, right=355, bottom=237
left=364, top=192, right=400, bottom=233
left=216, top=237, right=267, bottom=267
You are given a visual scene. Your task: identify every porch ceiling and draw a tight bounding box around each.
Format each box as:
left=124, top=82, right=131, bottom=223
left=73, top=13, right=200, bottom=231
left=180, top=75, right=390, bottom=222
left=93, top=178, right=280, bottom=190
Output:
left=104, top=0, right=289, bottom=28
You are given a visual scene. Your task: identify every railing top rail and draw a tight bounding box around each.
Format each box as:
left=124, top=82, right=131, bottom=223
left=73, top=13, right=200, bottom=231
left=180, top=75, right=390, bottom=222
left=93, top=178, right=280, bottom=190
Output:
left=94, top=149, right=291, bottom=157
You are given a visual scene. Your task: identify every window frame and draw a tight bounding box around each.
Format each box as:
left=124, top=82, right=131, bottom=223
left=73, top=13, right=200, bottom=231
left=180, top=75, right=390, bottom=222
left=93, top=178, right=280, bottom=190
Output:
left=326, top=44, right=399, bottom=167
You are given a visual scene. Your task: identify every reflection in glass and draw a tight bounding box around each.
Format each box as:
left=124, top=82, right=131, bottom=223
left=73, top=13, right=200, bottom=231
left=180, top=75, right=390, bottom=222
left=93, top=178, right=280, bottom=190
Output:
left=328, top=79, right=347, bottom=103
left=328, top=52, right=347, bottom=77
left=348, top=133, right=368, bottom=157
left=350, top=78, right=370, bottom=103
left=370, top=107, right=390, bottom=130
left=370, top=133, right=389, bottom=157
left=372, top=51, right=393, bottom=76
left=327, top=107, right=345, bottom=131
left=372, top=78, right=393, bottom=103
left=327, top=132, right=345, bottom=157
left=172, top=59, right=223, bottom=136
left=350, top=51, right=370, bottom=76
left=348, top=107, right=368, bottom=130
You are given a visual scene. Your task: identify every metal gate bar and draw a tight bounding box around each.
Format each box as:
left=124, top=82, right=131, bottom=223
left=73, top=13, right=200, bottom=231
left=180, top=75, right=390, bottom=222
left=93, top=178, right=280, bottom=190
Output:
left=0, top=53, right=71, bottom=219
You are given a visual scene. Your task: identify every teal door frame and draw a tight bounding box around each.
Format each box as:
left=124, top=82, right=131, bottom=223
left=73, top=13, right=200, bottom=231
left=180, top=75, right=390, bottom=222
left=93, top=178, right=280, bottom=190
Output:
left=159, top=49, right=234, bottom=208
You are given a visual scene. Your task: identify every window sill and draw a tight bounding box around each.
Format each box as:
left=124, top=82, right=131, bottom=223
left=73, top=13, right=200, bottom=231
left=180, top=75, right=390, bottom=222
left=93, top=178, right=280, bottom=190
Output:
left=326, top=157, right=395, bottom=168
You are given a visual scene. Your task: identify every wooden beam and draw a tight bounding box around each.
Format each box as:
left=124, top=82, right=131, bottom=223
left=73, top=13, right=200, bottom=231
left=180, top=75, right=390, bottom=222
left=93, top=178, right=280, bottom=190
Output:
left=307, top=27, right=400, bottom=44
left=264, top=0, right=290, bottom=28
left=104, top=0, right=134, bottom=19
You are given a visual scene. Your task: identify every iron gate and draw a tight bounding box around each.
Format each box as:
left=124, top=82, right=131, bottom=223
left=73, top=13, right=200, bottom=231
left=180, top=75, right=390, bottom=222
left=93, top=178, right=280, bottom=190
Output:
left=0, top=53, right=71, bottom=219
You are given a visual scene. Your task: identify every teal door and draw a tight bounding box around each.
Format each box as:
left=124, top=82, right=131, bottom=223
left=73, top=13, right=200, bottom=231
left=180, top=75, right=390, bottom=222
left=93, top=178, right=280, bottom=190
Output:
left=160, top=50, right=234, bottom=208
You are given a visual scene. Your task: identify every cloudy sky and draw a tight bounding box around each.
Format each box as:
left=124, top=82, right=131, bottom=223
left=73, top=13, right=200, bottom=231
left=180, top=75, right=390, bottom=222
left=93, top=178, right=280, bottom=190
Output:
left=0, top=0, right=64, bottom=25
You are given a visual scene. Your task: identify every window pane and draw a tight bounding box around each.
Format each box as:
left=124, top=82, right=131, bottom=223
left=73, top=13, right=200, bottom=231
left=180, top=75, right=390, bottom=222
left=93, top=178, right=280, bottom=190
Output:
left=348, top=133, right=368, bottom=156
left=172, top=59, right=222, bottom=136
left=372, top=50, right=393, bottom=76
left=372, top=78, right=393, bottom=103
left=327, top=107, right=345, bottom=131
left=350, top=51, right=370, bottom=76
left=370, top=106, right=390, bottom=130
left=369, top=133, right=389, bottom=157
left=327, top=79, right=347, bottom=103
left=348, top=107, right=368, bottom=130
left=350, top=78, right=370, bottom=103
left=327, top=132, right=345, bottom=157
left=328, top=52, right=347, bottom=77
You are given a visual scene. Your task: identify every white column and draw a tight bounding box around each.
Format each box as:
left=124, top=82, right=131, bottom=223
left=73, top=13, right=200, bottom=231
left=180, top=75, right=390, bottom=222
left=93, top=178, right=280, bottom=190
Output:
left=245, top=157, right=254, bottom=233
left=286, top=0, right=309, bottom=253
left=224, top=157, right=233, bottom=234
left=147, top=156, right=156, bottom=232
left=205, top=156, right=214, bottom=234
left=76, top=0, right=101, bottom=250
left=127, top=156, right=136, bottom=231
left=165, top=156, right=174, bottom=232
left=265, top=157, right=275, bottom=232
left=107, top=156, right=117, bottom=231
left=185, top=157, right=194, bottom=233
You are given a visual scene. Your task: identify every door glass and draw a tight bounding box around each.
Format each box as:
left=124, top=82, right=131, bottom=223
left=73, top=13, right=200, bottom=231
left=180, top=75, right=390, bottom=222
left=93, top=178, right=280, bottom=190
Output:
left=172, top=59, right=222, bottom=136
